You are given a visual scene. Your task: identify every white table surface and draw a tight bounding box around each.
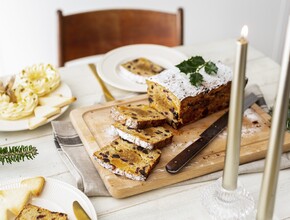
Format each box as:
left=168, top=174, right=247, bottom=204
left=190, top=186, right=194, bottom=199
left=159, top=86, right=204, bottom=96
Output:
left=1, top=39, right=289, bottom=220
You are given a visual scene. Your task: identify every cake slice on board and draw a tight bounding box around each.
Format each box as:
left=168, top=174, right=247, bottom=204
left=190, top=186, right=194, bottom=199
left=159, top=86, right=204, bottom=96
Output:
left=94, top=137, right=161, bottom=181
left=110, top=104, right=166, bottom=129
left=112, top=122, right=173, bottom=150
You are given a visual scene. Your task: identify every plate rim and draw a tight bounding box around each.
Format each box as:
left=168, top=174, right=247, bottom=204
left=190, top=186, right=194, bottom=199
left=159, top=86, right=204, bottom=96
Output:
left=97, top=44, right=187, bottom=92
left=0, top=82, right=72, bottom=132
left=0, top=177, right=97, bottom=220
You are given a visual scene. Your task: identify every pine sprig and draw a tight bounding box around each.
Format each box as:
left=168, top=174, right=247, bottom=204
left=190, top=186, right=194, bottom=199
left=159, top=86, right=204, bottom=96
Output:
left=0, top=145, right=38, bottom=165
left=176, top=56, right=218, bottom=86
left=269, top=99, right=290, bottom=131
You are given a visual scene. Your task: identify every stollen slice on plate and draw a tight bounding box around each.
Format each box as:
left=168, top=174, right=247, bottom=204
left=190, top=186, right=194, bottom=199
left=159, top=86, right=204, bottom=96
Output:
left=15, top=203, right=68, bottom=220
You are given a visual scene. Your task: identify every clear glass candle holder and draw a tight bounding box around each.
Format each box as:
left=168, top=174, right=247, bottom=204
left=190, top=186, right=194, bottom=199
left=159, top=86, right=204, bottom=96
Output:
left=201, top=178, right=255, bottom=220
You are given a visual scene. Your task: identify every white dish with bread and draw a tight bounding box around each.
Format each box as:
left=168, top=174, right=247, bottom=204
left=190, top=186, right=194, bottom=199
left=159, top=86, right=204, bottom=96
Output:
left=97, top=44, right=188, bottom=92
left=0, top=64, right=76, bottom=131
left=0, top=176, right=97, bottom=220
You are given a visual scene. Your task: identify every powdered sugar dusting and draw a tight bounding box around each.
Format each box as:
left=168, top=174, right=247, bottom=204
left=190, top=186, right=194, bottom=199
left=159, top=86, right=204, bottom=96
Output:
left=244, top=108, right=260, bottom=122
left=148, top=61, right=232, bottom=100
left=168, top=140, right=194, bottom=153
left=104, top=126, right=118, bottom=139
left=219, top=125, right=261, bottom=138
left=219, top=109, right=262, bottom=138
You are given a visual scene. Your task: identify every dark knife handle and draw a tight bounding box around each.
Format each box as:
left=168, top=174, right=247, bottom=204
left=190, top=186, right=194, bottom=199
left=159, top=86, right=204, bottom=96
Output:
left=166, top=137, right=210, bottom=173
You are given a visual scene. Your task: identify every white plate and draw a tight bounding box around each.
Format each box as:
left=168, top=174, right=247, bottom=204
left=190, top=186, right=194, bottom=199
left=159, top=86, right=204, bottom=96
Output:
left=0, top=177, right=97, bottom=220
left=97, top=44, right=188, bottom=92
left=0, top=82, right=72, bottom=132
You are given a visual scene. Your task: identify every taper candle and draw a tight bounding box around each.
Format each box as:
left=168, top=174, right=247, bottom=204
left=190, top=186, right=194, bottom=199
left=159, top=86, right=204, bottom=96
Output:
left=257, top=17, right=290, bottom=220
left=222, top=25, right=248, bottom=190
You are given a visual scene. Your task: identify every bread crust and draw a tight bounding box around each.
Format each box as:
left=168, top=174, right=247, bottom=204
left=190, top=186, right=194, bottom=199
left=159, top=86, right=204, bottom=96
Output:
left=15, top=203, right=68, bottom=220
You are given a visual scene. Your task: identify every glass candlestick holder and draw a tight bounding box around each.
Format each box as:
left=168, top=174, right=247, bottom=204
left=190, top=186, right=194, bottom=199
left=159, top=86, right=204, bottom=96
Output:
left=201, top=178, right=255, bottom=220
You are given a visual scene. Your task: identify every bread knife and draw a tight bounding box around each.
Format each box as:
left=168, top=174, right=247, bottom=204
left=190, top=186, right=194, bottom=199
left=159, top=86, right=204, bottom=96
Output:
left=73, top=200, right=92, bottom=220
left=166, top=93, right=259, bottom=174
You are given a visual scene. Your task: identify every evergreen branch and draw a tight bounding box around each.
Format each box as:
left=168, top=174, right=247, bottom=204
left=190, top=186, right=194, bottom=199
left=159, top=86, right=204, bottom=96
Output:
left=269, top=99, right=290, bottom=131
left=0, top=145, right=38, bottom=165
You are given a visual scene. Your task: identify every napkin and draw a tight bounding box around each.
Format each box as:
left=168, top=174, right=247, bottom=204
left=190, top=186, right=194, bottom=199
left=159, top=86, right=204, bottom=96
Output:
left=52, top=84, right=290, bottom=197
left=52, top=121, right=110, bottom=196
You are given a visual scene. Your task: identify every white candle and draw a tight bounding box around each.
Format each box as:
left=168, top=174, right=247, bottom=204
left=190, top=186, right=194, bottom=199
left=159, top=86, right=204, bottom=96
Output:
left=257, top=17, right=290, bottom=219
left=222, top=25, right=248, bottom=190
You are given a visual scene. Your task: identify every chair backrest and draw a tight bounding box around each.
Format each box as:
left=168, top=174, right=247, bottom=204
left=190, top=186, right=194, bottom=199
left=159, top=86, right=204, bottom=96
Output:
left=57, top=8, right=184, bottom=67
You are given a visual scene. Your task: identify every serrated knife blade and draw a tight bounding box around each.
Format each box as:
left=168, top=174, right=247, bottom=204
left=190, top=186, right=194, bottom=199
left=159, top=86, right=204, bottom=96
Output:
left=73, top=200, right=92, bottom=220
left=166, top=93, right=259, bottom=174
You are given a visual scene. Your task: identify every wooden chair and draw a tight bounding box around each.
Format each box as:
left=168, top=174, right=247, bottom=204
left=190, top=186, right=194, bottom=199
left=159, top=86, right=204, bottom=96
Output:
left=57, top=8, right=184, bottom=67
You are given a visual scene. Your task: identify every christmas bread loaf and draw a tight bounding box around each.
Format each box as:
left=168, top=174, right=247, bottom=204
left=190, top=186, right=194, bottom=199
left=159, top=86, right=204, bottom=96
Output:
left=146, top=61, right=232, bottom=129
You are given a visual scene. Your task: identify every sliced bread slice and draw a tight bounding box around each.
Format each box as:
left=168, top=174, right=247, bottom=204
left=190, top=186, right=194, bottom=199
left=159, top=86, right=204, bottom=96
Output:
left=0, top=187, right=31, bottom=216
left=20, top=176, right=45, bottom=196
left=34, top=106, right=61, bottom=118
left=39, top=95, right=76, bottom=108
left=112, top=122, right=173, bottom=150
left=110, top=104, right=166, bottom=129
left=15, top=203, right=68, bottom=220
left=120, top=57, right=165, bottom=84
left=0, top=199, right=8, bottom=220
left=28, top=117, right=47, bottom=130
left=94, top=137, right=161, bottom=181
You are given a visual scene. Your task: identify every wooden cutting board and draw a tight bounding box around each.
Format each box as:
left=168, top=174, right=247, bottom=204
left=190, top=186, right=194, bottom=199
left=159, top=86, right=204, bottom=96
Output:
left=70, top=94, right=290, bottom=198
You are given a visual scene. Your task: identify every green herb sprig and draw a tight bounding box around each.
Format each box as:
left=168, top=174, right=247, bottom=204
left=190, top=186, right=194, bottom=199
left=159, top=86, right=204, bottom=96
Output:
left=269, top=99, right=290, bottom=131
left=0, top=145, right=38, bottom=165
left=176, top=56, right=218, bottom=86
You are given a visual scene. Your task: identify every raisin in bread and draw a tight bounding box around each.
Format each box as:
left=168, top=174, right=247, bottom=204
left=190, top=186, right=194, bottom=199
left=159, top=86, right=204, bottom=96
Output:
left=146, top=62, right=232, bottom=129
left=110, top=104, right=166, bottom=129
left=94, top=137, right=161, bottom=181
left=112, top=122, right=173, bottom=150
left=120, top=57, right=165, bottom=84
left=15, top=204, right=68, bottom=220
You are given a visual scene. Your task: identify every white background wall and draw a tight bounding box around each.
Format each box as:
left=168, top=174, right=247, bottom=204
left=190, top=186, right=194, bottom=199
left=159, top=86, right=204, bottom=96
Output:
left=0, top=0, right=289, bottom=76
